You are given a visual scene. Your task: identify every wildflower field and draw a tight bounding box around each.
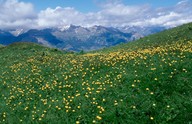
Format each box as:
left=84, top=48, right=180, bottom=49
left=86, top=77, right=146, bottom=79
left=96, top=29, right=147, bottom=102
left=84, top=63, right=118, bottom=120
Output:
left=0, top=23, right=192, bottom=124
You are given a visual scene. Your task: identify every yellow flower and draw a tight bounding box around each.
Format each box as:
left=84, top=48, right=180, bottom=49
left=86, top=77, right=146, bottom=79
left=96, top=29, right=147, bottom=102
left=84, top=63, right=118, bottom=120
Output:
left=96, top=116, right=102, bottom=120
left=76, top=121, right=80, bottom=124
left=114, top=102, right=118, bottom=106
left=150, top=117, right=154, bottom=120
left=132, top=106, right=136, bottom=109
left=154, top=78, right=158, bottom=81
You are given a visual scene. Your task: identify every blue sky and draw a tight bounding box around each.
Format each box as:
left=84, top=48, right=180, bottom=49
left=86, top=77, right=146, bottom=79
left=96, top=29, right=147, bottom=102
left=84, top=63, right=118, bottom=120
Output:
left=22, top=0, right=101, bottom=12
left=0, top=0, right=192, bottom=29
left=21, top=0, right=182, bottom=12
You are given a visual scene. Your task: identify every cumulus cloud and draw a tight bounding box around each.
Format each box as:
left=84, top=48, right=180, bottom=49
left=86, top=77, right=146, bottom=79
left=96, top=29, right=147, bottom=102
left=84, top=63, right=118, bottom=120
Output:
left=37, top=7, right=85, bottom=28
left=85, top=2, right=151, bottom=27
left=0, top=0, right=192, bottom=29
left=130, top=0, right=192, bottom=27
left=35, top=2, right=152, bottom=28
left=0, top=0, right=37, bottom=29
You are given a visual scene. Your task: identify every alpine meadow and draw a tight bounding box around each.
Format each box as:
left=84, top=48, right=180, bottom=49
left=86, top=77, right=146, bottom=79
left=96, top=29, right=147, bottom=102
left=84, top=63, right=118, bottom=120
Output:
left=0, top=22, right=192, bottom=123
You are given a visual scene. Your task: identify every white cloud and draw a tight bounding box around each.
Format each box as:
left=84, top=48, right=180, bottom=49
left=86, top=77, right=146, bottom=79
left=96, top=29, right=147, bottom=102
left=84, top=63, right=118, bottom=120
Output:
left=131, top=0, right=192, bottom=27
left=37, top=7, right=85, bottom=28
left=0, top=0, right=36, bottom=29
left=87, top=3, right=151, bottom=27
left=0, top=0, right=192, bottom=29
left=133, top=12, right=181, bottom=27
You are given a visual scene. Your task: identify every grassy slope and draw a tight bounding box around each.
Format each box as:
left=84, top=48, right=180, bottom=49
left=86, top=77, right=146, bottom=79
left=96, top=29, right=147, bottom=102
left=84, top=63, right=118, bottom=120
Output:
left=0, top=44, right=4, bottom=48
left=95, top=22, right=192, bottom=53
left=0, top=23, right=192, bottom=124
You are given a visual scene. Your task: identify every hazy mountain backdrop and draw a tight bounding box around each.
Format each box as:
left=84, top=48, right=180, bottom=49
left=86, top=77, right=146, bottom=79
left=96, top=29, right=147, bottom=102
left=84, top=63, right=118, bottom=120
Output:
left=0, top=25, right=165, bottom=51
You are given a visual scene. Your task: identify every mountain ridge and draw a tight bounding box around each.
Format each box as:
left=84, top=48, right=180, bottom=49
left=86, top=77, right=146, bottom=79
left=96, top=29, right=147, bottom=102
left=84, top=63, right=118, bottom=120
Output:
left=0, top=25, right=166, bottom=51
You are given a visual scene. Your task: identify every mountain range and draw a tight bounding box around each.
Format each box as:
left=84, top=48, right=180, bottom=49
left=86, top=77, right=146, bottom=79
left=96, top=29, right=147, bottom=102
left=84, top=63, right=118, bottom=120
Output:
left=0, top=25, right=166, bottom=51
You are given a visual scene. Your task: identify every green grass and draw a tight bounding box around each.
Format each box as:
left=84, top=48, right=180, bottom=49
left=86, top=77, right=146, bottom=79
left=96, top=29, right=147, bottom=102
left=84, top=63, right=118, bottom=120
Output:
left=0, top=23, right=192, bottom=124
left=0, top=44, right=4, bottom=48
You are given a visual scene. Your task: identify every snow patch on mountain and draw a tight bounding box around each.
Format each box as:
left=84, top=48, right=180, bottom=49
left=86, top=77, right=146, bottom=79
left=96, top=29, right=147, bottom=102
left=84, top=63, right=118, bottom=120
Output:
left=9, top=29, right=27, bottom=36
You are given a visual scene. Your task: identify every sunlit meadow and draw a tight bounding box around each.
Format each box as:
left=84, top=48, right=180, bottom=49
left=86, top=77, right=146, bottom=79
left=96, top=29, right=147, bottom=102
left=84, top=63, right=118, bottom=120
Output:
left=0, top=23, right=192, bottom=124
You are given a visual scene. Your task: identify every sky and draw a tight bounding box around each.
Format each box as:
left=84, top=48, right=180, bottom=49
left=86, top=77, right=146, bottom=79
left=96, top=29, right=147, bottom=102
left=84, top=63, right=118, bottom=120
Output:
left=0, top=0, right=192, bottom=30
left=20, top=0, right=182, bottom=12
